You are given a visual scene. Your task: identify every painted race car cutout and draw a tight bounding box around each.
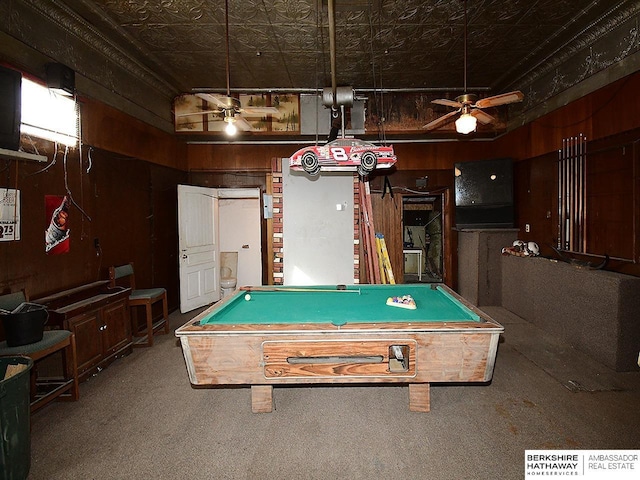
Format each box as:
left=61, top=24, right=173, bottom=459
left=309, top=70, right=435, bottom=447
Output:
left=290, top=138, right=397, bottom=176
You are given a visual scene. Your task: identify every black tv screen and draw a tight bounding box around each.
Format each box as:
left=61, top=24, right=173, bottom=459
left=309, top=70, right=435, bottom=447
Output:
left=0, top=65, right=22, bottom=151
left=454, top=158, right=514, bottom=228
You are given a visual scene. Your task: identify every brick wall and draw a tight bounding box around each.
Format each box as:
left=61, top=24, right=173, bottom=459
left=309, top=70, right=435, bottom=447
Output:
left=271, top=158, right=284, bottom=285
left=353, top=177, right=361, bottom=284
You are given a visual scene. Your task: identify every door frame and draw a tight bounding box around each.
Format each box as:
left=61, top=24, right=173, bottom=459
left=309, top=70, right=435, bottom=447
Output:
left=218, top=187, right=262, bottom=289
left=401, top=193, right=446, bottom=284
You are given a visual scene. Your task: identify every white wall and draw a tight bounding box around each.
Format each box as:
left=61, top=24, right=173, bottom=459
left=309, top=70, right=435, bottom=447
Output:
left=218, top=189, right=262, bottom=288
left=282, top=161, right=354, bottom=285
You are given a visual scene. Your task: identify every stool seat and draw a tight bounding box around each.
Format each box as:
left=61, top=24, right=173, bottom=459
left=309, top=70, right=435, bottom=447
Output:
left=0, top=330, right=79, bottom=412
left=0, top=330, right=72, bottom=354
left=129, top=288, right=166, bottom=301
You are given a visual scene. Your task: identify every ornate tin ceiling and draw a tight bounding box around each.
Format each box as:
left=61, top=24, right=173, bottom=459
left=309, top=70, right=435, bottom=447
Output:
left=2, top=0, right=638, bottom=133
left=69, top=0, right=637, bottom=93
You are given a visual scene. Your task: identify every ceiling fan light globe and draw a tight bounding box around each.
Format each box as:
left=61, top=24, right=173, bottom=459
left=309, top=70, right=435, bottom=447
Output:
left=224, top=120, right=237, bottom=136
left=455, top=113, right=477, bottom=134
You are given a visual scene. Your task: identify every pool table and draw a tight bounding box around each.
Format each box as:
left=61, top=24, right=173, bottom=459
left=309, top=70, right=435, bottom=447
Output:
left=175, top=284, right=504, bottom=413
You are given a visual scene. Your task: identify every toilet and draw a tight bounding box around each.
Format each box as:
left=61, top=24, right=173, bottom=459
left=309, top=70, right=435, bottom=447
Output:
left=220, top=251, right=238, bottom=297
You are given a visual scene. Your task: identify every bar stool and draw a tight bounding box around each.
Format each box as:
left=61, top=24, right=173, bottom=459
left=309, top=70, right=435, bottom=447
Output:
left=108, top=263, right=169, bottom=347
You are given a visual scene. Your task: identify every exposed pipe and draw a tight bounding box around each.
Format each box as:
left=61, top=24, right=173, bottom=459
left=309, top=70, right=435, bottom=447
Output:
left=224, top=0, right=231, bottom=97
left=192, top=86, right=493, bottom=94
left=185, top=137, right=495, bottom=146
left=463, top=0, right=468, bottom=92
left=328, top=0, right=337, bottom=109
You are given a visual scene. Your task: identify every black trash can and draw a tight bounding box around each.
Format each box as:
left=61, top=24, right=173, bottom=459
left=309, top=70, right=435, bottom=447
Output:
left=0, top=356, right=33, bottom=480
left=1, top=303, right=48, bottom=347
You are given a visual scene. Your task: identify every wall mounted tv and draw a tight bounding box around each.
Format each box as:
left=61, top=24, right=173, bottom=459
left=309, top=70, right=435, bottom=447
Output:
left=454, top=158, right=514, bottom=229
left=0, top=65, right=22, bottom=151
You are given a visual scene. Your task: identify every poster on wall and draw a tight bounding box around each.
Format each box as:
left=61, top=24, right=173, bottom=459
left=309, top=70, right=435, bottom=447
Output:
left=0, top=188, right=20, bottom=241
left=45, top=195, right=70, bottom=254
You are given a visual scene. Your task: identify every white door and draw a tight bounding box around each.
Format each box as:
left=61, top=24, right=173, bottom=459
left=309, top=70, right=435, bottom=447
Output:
left=178, top=185, right=219, bottom=313
left=218, top=189, right=262, bottom=288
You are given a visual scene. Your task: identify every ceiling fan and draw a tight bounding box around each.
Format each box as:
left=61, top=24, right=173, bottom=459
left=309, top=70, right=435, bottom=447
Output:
left=178, top=0, right=278, bottom=135
left=423, top=0, right=524, bottom=134
left=192, top=93, right=278, bottom=134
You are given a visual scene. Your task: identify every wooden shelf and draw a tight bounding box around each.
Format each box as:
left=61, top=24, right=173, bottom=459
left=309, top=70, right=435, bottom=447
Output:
left=0, top=147, right=47, bottom=162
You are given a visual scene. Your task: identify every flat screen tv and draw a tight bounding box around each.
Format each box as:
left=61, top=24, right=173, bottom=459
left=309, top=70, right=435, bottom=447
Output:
left=0, top=65, right=22, bottom=151
left=454, top=158, right=514, bottom=229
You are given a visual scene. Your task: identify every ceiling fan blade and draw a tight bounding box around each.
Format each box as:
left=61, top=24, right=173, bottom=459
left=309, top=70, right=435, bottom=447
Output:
left=241, top=106, right=279, bottom=116
left=432, top=98, right=463, bottom=109
left=195, top=93, right=229, bottom=109
left=234, top=116, right=255, bottom=131
left=175, top=109, right=222, bottom=118
left=474, top=91, right=524, bottom=109
left=471, top=108, right=495, bottom=125
left=423, top=110, right=460, bottom=130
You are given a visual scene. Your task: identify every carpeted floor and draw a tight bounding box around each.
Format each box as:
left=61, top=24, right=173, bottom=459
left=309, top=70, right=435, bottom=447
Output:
left=27, top=306, right=640, bottom=479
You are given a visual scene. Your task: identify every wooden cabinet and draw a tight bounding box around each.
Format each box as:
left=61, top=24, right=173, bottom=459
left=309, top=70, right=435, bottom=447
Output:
left=67, top=309, right=103, bottom=376
left=102, top=298, right=131, bottom=357
left=35, top=281, right=133, bottom=381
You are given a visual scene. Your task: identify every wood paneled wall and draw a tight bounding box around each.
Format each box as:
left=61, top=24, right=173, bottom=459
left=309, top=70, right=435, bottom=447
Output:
left=504, top=74, right=640, bottom=276
left=82, top=97, right=185, bottom=170
left=90, top=149, right=187, bottom=306
left=1, top=100, right=188, bottom=311
left=493, top=73, right=640, bottom=161
left=514, top=130, right=640, bottom=276
left=187, top=144, right=294, bottom=172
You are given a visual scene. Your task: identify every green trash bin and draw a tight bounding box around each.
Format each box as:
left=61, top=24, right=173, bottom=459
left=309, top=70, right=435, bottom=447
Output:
left=0, top=356, right=33, bottom=480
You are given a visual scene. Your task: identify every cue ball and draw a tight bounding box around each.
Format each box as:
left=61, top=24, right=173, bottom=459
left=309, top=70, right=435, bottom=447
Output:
left=245, top=294, right=251, bottom=301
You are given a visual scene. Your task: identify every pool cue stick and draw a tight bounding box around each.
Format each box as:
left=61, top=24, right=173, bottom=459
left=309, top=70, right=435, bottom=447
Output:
left=241, top=286, right=361, bottom=294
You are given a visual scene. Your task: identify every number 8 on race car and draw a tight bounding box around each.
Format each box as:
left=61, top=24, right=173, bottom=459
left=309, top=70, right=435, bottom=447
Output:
left=330, top=147, right=348, bottom=161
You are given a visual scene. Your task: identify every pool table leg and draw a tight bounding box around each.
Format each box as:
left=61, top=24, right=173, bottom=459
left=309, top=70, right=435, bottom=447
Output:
left=408, top=383, right=431, bottom=412
left=251, top=385, right=273, bottom=413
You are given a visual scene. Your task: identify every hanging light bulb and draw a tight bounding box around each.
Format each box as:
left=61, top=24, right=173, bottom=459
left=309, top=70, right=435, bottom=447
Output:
left=455, top=104, right=477, bottom=134
left=224, top=119, right=237, bottom=136
left=455, top=113, right=477, bottom=134
left=223, top=108, right=237, bottom=136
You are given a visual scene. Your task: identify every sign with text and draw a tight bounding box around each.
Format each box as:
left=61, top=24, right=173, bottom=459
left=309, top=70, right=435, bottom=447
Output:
left=525, top=450, right=639, bottom=479
left=0, top=188, right=20, bottom=241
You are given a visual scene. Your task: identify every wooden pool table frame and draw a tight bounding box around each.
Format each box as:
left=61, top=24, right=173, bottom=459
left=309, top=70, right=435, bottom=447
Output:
left=175, top=284, right=504, bottom=413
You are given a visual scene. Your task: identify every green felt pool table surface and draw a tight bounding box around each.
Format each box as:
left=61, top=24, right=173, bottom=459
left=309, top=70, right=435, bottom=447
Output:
left=196, top=284, right=480, bottom=326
